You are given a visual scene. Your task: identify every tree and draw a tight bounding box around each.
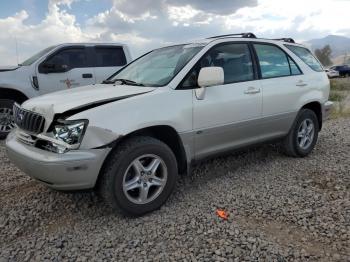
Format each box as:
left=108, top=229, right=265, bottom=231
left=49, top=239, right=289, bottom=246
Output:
left=314, top=45, right=332, bottom=66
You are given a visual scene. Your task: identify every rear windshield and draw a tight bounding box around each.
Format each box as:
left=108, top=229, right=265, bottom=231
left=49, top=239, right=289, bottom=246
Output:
left=285, top=45, right=323, bottom=72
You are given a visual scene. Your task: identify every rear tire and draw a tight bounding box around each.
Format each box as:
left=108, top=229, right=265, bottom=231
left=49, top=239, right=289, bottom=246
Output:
left=283, top=109, right=319, bottom=157
left=98, top=136, right=178, bottom=216
left=0, top=99, right=15, bottom=140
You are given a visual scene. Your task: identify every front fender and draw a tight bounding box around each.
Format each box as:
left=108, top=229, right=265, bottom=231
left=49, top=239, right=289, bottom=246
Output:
left=80, top=126, right=121, bottom=149
left=67, top=88, right=193, bottom=149
left=0, top=71, right=38, bottom=99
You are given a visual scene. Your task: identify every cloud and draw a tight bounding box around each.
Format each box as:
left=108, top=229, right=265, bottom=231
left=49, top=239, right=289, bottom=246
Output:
left=111, top=0, right=257, bottom=17
left=49, top=0, right=76, bottom=9
left=0, top=0, right=349, bottom=66
left=0, top=0, right=90, bottom=65
left=168, top=0, right=257, bottom=15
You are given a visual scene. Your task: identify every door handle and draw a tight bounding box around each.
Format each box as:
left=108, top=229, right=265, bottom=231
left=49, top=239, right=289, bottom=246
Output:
left=82, top=73, right=93, bottom=78
left=244, top=87, right=261, bottom=94
left=296, top=80, right=307, bottom=87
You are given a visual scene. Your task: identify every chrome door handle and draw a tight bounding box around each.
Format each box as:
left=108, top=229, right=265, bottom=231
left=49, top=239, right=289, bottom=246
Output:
left=296, top=81, right=307, bottom=87
left=244, top=87, right=261, bottom=94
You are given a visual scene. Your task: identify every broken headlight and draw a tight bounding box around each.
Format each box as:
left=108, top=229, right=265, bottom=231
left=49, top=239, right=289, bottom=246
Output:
left=53, top=120, right=88, bottom=145
left=37, top=120, right=88, bottom=154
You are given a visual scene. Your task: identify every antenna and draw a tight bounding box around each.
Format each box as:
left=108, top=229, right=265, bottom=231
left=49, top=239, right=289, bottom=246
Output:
left=15, top=36, right=19, bottom=65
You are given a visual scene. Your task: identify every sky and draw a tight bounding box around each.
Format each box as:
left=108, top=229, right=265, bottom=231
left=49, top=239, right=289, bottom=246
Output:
left=0, top=0, right=349, bottom=65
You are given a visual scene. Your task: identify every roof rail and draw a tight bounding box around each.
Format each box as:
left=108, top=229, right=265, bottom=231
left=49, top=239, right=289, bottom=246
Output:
left=272, top=38, right=295, bottom=43
left=207, top=32, right=257, bottom=39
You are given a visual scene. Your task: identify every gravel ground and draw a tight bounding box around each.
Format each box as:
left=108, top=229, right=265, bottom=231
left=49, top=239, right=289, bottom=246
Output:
left=0, top=118, right=349, bottom=262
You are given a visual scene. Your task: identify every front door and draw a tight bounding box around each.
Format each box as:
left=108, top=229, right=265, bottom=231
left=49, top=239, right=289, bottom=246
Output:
left=36, top=47, right=95, bottom=95
left=184, top=43, right=263, bottom=159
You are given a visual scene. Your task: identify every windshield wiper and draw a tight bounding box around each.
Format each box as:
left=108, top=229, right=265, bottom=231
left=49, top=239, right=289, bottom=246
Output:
left=102, top=78, right=144, bottom=86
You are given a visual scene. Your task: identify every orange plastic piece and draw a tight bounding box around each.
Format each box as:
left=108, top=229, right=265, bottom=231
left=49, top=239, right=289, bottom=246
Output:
left=216, top=209, right=229, bottom=220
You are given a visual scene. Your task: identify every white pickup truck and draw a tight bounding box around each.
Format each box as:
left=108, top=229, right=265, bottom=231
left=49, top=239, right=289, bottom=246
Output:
left=0, top=43, right=132, bottom=138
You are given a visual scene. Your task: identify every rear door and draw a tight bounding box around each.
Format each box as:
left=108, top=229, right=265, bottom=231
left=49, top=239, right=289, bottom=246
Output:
left=93, top=46, right=128, bottom=83
left=184, top=42, right=263, bottom=159
left=37, top=46, right=95, bottom=94
left=252, top=43, right=304, bottom=137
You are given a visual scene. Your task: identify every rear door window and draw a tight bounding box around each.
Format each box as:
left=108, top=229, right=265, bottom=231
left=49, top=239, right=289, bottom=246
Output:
left=94, top=47, right=127, bottom=67
left=254, top=44, right=291, bottom=78
left=285, top=45, right=323, bottom=72
left=288, top=57, right=302, bottom=75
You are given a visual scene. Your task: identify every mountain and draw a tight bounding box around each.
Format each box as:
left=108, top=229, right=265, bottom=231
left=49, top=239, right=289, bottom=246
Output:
left=305, top=35, right=350, bottom=61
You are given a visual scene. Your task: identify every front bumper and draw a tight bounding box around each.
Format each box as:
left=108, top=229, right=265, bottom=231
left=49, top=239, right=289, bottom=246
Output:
left=6, top=131, right=111, bottom=190
left=322, top=101, right=333, bottom=121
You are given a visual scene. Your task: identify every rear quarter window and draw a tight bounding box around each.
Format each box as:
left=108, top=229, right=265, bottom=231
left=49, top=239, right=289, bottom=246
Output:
left=285, top=45, right=323, bottom=72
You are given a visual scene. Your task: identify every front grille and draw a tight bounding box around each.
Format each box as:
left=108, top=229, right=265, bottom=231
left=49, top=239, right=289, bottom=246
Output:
left=13, top=103, right=45, bottom=134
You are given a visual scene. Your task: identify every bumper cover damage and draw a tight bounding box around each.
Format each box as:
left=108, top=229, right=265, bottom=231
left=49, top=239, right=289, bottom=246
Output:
left=6, top=131, right=111, bottom=190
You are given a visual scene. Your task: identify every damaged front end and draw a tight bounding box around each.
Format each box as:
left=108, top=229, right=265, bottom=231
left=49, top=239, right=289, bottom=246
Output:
left=36, top=119, right=89, bottom=153
left=12, top=85, right=154, bottom=153
left=12, top=99, right=125, bottom=154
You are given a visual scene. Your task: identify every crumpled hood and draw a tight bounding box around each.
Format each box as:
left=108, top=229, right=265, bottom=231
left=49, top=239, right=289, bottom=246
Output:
left=21, top=84, right=156, bottom=122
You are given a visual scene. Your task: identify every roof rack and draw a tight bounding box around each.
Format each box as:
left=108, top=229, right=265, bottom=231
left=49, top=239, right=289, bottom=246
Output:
left=207, top=32, right=257, bottom=39
left=272, top=38, right=295, bottom=43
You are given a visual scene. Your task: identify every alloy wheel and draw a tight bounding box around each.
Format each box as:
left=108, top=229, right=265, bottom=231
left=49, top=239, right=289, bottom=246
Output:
left=297, top=119, right=315, bottom=150
left=122, top=154, right=168, bottom=204
left=0, top=107, right=15, bottom=133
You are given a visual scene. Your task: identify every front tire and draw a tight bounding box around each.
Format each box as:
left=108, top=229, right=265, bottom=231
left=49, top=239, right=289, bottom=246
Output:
left=283, top=109, right=319, bottom=157
left=98, top=136, right=178, bottom=216
left=0, top=99, right=16, bottom=140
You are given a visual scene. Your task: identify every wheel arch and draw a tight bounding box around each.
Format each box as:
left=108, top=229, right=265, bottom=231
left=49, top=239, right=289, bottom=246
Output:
left=301, top=101, right=322, bottom=130
left=97, top=125, right=188, bottom=186
left=0, top=87, right=29, bottom=104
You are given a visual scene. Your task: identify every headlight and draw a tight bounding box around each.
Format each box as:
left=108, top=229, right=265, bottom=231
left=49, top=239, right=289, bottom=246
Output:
left=37, top=120, right=88, bottom=154
left=53, top=120, right=88, bottom=145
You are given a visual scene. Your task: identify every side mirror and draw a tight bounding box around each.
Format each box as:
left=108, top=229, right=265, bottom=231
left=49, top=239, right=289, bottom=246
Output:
left=197, top=67, right=224, bottom=88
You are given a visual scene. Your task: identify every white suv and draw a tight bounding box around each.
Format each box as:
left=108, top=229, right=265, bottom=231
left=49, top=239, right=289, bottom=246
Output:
left=6, top=33, right=332, bottom=216
left=0, top=43, right=132, bottom=138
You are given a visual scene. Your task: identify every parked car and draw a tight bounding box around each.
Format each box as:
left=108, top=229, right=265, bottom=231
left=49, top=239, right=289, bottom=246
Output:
left=330, top=65, right=350, bottom=77
left=325, top=68, right=340, bottom=78
left=0, top=43, right=132, bottom=138
left=6, top=33, right=332, bottom=216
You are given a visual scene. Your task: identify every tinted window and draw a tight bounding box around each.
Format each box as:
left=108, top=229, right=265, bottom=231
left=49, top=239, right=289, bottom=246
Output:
left=285, top=45, right=323, bottom=72
left=182, top=43, right=254, bottom=88
left=254, top=44, right=291, bottom=78
left=46, top=48, right=88, bottom=70
left=95, top=47, right=127, bottom=67
left=288, top=57, right=302, bottom=75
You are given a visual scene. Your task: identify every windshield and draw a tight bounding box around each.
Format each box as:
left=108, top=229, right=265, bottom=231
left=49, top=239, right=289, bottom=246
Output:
left=20, top=45, right=57, bottom=66
left=110, top=44, right=204, bottom=87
